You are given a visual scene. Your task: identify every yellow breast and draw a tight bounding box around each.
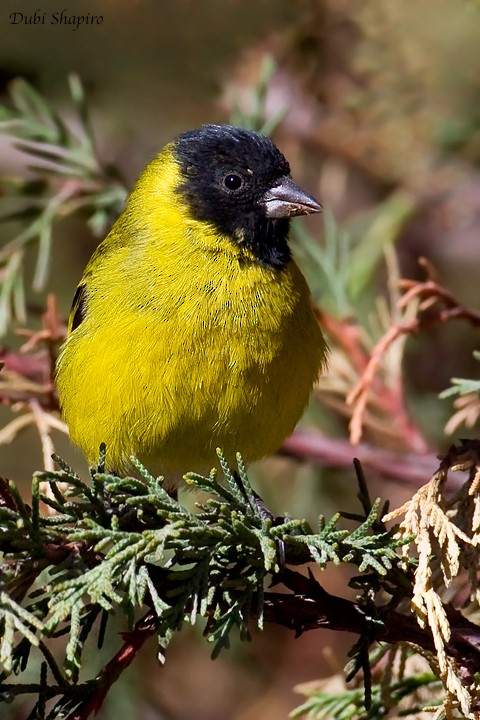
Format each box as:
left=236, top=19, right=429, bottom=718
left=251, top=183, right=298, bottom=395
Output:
left=56, top=152, right=326, bottom=478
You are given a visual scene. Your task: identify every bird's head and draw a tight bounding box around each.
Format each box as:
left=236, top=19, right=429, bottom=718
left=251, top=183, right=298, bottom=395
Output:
left=171, top=124, right=321, bottom=269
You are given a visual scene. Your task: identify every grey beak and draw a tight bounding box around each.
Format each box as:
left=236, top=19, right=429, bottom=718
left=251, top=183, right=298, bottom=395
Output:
left=263, top=176, right=322, bottom=219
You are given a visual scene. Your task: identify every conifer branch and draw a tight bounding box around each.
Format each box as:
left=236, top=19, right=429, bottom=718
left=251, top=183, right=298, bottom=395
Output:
left=0, top=444, right=480, bottom=717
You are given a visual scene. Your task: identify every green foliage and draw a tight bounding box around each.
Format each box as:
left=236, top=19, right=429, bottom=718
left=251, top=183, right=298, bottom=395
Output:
left=0, top=449, right=411, bottom=718
left=291, top=209, right=353, bottom=317
left=229, top=55, right=288, bottom=136
left=291, top=669, right=441, bottom=720
left=440, top=351, right=480, bottom=399
left=0, top=75, right=127, bottom=334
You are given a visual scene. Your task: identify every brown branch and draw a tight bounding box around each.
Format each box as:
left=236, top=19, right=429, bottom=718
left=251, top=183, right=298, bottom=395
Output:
left=264, top=568, right=480, bottom=684
left=59, top=557, right=480, bottom=718
left=281, top=430, right=438, bottom=487
left=67, top=611, right=159, bottom=720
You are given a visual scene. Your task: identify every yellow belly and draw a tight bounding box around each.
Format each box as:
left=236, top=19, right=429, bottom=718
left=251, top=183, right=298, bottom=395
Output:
left=57, top=249, right=325, bottom=479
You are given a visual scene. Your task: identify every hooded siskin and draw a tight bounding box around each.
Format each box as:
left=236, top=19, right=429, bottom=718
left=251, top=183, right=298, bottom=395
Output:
left=56, top=124, right=327, bottom=487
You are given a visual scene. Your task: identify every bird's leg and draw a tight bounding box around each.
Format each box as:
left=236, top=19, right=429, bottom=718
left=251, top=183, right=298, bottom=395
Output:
left=232, top=471, right=286, bottom=568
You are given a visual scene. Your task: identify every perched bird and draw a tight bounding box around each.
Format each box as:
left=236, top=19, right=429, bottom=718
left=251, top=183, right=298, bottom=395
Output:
left=56, top=124, right=327, bottom=488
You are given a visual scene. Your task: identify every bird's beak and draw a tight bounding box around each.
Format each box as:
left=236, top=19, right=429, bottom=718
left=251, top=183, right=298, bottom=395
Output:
left=263, top=176, right=322, bottom=219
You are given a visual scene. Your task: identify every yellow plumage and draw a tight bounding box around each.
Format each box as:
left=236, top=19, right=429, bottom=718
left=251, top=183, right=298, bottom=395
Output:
left=56, top=126, right=327, bottom=486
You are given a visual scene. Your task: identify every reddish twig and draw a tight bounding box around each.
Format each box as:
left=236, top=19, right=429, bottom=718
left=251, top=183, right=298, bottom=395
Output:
left=281, top=430, right=438, bottom=487
left=315, top=308, right=369, bottom=375
left=347, top=321, right=415, bottom=445
left=347, top=273, right=480, bottom=445
left=0, top=294, right=65, bottom=412
left=67, top=611, right=159, bottom=720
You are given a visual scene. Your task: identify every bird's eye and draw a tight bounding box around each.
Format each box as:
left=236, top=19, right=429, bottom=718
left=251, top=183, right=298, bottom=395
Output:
left=223, top=173, right=243, bottom=191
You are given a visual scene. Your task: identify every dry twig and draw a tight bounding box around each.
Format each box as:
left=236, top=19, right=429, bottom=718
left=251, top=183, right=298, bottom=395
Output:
left=347, top=262, right=480, bottom=445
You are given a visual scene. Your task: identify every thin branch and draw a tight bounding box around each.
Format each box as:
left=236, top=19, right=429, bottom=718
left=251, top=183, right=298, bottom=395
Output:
left=281, top=430, right=438, bottom=487
left=347, top=269, right=480, bottom=445
left=67, top=611, right=159, bottom=720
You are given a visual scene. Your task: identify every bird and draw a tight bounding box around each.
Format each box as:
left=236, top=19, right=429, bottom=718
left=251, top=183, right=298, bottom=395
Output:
left=55, top=124, right=327, bottom=490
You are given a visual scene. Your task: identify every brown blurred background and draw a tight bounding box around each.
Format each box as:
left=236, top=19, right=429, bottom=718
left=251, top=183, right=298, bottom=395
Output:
left=1, top=0, right=480, bottom=718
